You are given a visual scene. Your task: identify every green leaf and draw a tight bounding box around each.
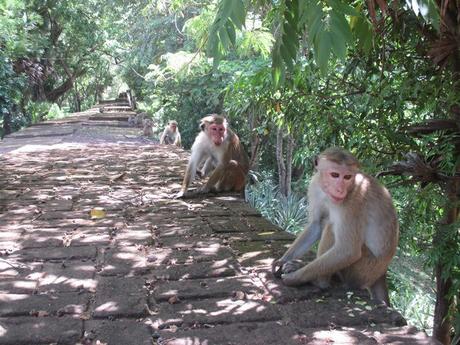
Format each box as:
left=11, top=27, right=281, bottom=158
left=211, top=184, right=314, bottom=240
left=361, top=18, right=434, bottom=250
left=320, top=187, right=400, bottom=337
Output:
left=330, top=11, right=352, bottom=43
left=207, top=34, right=220, bottom=57
left=219, top=27, right=231, bottom=49
left=229, top=0, right=246, bottom=28
left=353, top=16, right=373, bottom=53
left=308, top=14, right=323, bottom=42
left=285, top=0, right=299, bottom=29
left=316, top=30, right=332, bottom=73
left=283, top=20, right=297, bottom=41
left=220, top=0, right=233, bottom=17
left=225, top=21, right=236, bottom=46
left=330, top=32, right=347, bottom=59
left=280, top=43, right=294, bottom=69
left=329, top=11, right=351, bottom=59
left=420, top=0, right=440, bottom=31
left=272, top=45, right=285, bottom=88
left=327, top=0, right=359, bottom=16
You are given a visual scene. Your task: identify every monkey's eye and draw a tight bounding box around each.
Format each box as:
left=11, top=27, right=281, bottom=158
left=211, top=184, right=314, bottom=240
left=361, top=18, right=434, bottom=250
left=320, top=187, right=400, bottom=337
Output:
left=344, top=175, right=353, bottom=180
left=330, top=172, right=340, bottom=178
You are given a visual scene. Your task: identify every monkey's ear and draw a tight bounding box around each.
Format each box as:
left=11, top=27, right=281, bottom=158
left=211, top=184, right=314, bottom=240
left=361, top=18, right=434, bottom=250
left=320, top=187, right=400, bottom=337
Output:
left=200, top=120, right=206, bottom=131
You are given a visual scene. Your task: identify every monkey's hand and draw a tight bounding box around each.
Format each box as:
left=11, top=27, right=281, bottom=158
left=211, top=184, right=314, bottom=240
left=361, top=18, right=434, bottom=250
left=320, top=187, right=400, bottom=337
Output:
left=272, top=259, right=303, bottom=278
left=282, top=260, right=304, bottom=274
left=271, top=259, right=285, bottom=278
left=173, top=191, right=185, bottom=199
left=281, top=270, right=304, bottom=286
left=281, top=261, right=312, bottom=286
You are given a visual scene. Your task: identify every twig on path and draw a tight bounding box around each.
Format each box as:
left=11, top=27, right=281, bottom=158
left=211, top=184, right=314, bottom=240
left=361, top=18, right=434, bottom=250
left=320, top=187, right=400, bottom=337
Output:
left=0, top=257, right=29, bottom=271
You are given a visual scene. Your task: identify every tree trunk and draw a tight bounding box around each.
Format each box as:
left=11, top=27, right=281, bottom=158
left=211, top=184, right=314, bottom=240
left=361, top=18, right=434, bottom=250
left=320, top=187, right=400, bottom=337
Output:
left=74, top=84, right=81, bottom=112
left=276, top=127, right=287, bottom=195
left=285, top=134, right=294, bottom=196
left=2, top=110, right=12, bottom=137
left=433, top=264, right=453, bottom=345
left=276, top=127, right=294, bottom=197
left=75, top=94, right=81, bottom=112
left=433, top=175, right=459, bottom=344
left=248, top=106, right=261, bottom=170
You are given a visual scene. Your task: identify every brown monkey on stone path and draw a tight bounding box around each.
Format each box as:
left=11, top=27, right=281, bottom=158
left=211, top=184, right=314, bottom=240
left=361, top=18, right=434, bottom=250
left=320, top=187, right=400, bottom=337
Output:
left=272, top=147, right=399, bottom=305
left=175, top=114, right=249, bottom=198
left=160, top=120, right=182, bottom=147
left=142, top=118, right=154, bottom=137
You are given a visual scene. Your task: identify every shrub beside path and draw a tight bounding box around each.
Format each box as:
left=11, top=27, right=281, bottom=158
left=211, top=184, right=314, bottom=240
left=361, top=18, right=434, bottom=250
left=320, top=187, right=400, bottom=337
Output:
left=0, top=100, right=437, bottom=344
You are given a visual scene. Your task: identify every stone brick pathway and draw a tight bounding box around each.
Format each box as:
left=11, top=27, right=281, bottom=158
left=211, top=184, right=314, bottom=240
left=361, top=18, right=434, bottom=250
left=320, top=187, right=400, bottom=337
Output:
left=0, top=101, right=437, bottom=344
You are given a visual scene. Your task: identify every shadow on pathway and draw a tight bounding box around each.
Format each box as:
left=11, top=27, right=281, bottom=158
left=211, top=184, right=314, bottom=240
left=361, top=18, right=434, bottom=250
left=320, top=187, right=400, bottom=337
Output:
left=0, top=100, right=437, bottom=344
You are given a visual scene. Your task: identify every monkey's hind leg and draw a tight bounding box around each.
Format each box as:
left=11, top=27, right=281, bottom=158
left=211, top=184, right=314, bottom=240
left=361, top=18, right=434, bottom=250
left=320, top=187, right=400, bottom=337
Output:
left=218, top=162, right=246, bottom=192
left=340, top=247, right=391, bottom=305
left=369, top=273, right=390, bottom=306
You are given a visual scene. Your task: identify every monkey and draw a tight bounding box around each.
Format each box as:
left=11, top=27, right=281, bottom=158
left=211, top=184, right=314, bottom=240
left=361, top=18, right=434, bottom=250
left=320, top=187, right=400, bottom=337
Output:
left=196, top=156, right=215, bottom=178
left=128, top=114, right=136, bottom=126
left=272, top=147, right=399, bottom=306
left=160, top=120, right=182, bottom=147
left=135, top=112, right=146, bottom=127
left=175, top=114, right=249, bottom=198
left=143, top=118, right=154, bottom=137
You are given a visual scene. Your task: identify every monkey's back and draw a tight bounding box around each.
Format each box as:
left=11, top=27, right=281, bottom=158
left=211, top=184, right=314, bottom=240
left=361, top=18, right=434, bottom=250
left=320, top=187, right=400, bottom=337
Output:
left=352, top=173, right=399, bottom=259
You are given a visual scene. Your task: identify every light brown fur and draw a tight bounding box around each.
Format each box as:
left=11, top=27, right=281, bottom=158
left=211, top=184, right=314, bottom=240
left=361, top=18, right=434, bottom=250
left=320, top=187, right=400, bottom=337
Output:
left=273, top=147, right=399, bottom=305
left=160, top=120, right=182, bottom=147
left=142, top=118, right=154, bottom=137
left=176, top=114, right=249, bottom=198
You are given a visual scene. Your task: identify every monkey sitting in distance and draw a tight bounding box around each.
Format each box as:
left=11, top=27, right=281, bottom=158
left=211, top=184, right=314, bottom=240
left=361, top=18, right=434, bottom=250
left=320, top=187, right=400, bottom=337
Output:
left=142, top=118, right=154, bottom=137
left=175, top=114, right=249, bottom=198
left=160, top=120, right=182, bottom=147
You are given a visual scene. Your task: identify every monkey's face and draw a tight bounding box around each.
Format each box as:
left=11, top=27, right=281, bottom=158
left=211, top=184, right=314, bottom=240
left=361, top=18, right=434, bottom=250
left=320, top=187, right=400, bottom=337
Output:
left=170, top=123, right=177, bottom=132
left=207, top=123, right=226, bottom=146
left=318, top=162, right=355, bottom=204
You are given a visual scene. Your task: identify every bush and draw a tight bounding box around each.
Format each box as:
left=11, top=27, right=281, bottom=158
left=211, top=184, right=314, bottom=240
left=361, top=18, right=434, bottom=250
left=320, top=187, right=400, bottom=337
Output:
left=245, top=172, right=308, bottom=233
left=46, top=103, right=65, bottom=120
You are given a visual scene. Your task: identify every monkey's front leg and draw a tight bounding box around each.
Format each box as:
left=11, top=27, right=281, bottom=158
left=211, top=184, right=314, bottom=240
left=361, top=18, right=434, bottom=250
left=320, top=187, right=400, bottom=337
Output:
left=282, top=239, right=361, bottom=287
left=272, top=220, right=322, bottom=278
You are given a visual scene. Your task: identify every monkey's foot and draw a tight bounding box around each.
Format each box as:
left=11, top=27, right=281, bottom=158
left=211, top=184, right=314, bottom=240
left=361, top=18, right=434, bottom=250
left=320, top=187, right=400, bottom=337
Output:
left=313, top=278, right=331, bottom=289
left=173, top=191, right=185, bottom=199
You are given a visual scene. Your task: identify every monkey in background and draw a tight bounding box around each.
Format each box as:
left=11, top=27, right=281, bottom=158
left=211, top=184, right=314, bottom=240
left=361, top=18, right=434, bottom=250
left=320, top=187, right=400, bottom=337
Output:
left=160, top=120, right=182, bottom=147
left=272, top=147, right=399, bottom=306
left=128, top=114, right=136, bottom=126
left=136, top=112, right=147, bottom=127
left=175, top=114, right=249, bottom=198
left=143, top=118, right=154, bottom=137
left=128, top=113, right=146, bottom=127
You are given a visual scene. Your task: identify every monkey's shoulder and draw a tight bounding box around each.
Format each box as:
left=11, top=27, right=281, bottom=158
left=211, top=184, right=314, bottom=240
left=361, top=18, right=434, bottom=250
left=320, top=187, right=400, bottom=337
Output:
left=354, top=173, right=393, bottom=198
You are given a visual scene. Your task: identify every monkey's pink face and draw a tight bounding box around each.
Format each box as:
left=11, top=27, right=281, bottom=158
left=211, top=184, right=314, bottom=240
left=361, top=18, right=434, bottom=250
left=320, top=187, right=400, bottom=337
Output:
left=170, top=124, right=177, bottom=132
left=208, top=124, right=226, bottom=146
left=319, top=164, right=355, bottom=204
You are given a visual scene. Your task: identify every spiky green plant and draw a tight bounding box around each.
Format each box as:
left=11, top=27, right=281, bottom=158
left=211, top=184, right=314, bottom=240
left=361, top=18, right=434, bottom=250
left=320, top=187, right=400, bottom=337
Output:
left=245, top=172, right=308, bottom=234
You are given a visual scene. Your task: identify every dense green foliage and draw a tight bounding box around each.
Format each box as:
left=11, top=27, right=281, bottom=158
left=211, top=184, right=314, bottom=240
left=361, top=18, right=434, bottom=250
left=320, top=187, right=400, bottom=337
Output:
left=1, top=0, right=459, bottom=342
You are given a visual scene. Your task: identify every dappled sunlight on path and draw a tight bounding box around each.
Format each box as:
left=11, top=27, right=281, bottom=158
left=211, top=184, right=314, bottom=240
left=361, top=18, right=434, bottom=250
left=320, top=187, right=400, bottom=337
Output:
left=0, top=100, right=437, bottom=344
